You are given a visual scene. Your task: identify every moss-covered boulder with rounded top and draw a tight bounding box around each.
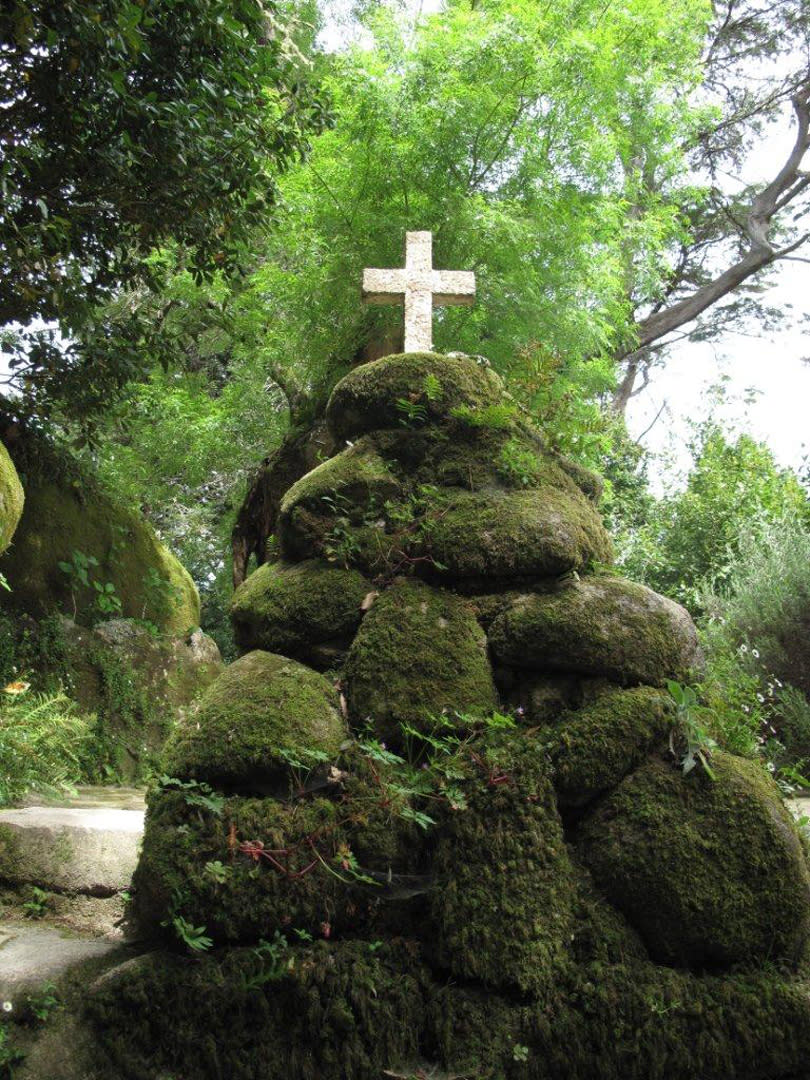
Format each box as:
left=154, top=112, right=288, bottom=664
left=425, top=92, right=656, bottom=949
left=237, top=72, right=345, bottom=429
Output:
left=277, top=436, right=402, bottom=567
left=540, top=685, right=674, bottom=807
left=417, top=486, right=613, bottom=582
left=578, top=753, right=810, bottom=969
left=343, top=578, right=496, bottom=745
left=163, top=650, right=346, bottom=790
left=0, top=468, right=199, bottom=633
left=0, top=442, right=23, bottom=555
left=230, top=559, right=372, bottom=661
left=431, top=736, right=578, bottom=996
left=132, top=758, right=427, bottom=946
left=489, top=576, right=702, bottom=686
left=325, top=352, right=505, bottom=443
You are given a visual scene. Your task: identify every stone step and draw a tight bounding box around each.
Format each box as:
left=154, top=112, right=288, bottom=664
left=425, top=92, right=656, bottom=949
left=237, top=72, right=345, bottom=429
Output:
left=0, top=801, right=145, bottom=897
left=0, top=923, right=125, bottom=1014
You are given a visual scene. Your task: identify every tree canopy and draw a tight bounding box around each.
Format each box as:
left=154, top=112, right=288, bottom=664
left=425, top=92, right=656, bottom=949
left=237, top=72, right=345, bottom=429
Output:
left=0, top=0, right=326, bottom=425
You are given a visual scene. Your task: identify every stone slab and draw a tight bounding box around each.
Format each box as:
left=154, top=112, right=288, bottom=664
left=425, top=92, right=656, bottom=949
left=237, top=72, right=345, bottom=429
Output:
left=0, top=923, right=120, bottom=1010
left=0, top=806, right=144, bottom=896
left=21, top=786, right=146, bottom=812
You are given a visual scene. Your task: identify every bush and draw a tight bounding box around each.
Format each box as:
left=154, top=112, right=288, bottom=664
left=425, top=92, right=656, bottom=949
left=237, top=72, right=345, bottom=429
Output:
left=0, top=691, right=93, bottom=805
left=698, top=512, right=810, bottom=776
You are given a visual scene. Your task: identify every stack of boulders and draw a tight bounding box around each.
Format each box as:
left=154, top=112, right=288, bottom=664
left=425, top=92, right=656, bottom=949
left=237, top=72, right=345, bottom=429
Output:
left=89, top=354, right=810, bottom=1080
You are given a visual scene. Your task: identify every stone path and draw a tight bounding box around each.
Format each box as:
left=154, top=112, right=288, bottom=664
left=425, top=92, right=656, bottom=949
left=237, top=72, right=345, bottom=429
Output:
left=0, top=787, right=145, bottom=1018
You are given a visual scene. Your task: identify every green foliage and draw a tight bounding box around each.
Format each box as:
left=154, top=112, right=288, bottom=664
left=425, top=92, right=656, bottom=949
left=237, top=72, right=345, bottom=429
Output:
left=158, top=776, right=225, bottom=818
left=0, top=0, right=326, bottom=427
left=666, top=680, right=717, bottom=780
left=171, top=915, right=213, bottom=954
left=0, top=1024, right=24, bottom=1078
left=22, top=886, right=51, bottom=920
left=617, top=423, right=809, bottom=607
left=26, top=982, right=60, bottom=1024
left=0, top=690, right=92, bottom=805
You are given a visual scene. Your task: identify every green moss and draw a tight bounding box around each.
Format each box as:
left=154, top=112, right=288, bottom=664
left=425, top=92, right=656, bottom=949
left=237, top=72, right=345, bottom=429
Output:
left=416, top=487, right=613, bottom=582
left=489, top=576, right=702, bottom=686
left=578, top=752, right=810, bottom=969
left=162, top=650, right=346, bottom=789
left=0, top=470, right=199, bottom=634
left=230, top=560, right=371, bottom=660
left=343, top=579, right=496, bottom=745
left=278, top=436, right=402, bottom=567
left=0, top=442, right=23, bottom=555
left=86, top=941, right=430, bottom=1080
left=132, top=753, right=427, bottom=945
left=540, top=685, right=675, bottom=808
left=430, top=735, right=578, bottom=996
left=325, top=352, right=505, bottom=443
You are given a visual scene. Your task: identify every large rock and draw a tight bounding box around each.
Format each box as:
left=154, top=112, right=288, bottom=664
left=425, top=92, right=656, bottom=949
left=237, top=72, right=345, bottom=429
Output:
left=0, top=463, right=199, bottom=634
left=578, top=754, right=810, bottom=969
left=343, top=578, right=497, bottom=744
left=417, top=486, right=613, bottom=581
left=431, top=740, right=577, bottom=995
left=278, top=436, right=402, bottom=567
left=0, top=805, right=144, bottom=896
left=230, top=559, right=371, bottom=661
left=162, top=651, right=346, bottom=790
left=0, top=442, right=23, bottom=555
left=326, top=352, right=504, bottom=442
left=540, top=685, right=674, bottom=807
left=488, top=576, right=702, bottom=686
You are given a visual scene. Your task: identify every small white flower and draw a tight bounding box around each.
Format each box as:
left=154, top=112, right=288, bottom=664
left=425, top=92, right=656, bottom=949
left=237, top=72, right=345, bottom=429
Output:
left=739, top=644, right=748, bottom=654
left=752, top=649, right=760, bottom=659
left=2, top=1001, right=12, bottom=1013
left=767, top=762, right=776, bottom=773
left=756, top=694, right=765, bottom=703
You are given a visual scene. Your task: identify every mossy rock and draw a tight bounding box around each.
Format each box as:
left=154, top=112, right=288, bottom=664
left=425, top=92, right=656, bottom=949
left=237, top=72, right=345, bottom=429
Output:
left=539, top=685, right=674, bottom=807
left=162, top=651, right=346, bottom=789
left=87, top=941, right=430, bottom=1080
left=88, top=911, right=810, bottom=1080
left=230, top=560, right=372, bottom=661
left=0, top=470, right=198, bottom=634
left=132, top=774, right=426, bottom=946
left=343, top=578, right=496, bottom=745
left=277, top=436, right=402, bottom=567
left=501, top=670, right=586, bottom=722
left=416, top=486, right=613, bottom=582
left=325, top=352, right=504, bottom=443
left=431, top=737, right=577, bottom=996
left=578, top=753, right=810, bottom=969
left=488, top=576, right=702, bottom=686
left=0, top=442, right=23, bottom=555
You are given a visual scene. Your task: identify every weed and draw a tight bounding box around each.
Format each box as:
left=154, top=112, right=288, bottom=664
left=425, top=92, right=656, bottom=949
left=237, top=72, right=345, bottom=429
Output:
left=22, top=887, right=50, bottom=920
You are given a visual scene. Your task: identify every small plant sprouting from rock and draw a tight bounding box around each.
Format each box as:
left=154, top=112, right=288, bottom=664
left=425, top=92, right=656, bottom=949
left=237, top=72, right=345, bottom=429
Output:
left=667, top=680, right=717, bottom=780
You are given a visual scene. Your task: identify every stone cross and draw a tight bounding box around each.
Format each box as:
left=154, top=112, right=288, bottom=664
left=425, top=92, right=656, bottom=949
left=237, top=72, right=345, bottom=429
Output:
left=362, top=231, right=476, bottom=353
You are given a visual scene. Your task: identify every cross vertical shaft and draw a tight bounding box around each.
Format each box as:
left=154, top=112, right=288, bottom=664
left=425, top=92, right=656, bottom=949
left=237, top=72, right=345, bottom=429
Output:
left=362, top=231, right=476, bottom=353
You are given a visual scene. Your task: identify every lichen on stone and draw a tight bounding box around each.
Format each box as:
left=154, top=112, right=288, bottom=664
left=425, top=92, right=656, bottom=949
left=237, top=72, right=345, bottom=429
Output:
left=488, top=575, right=702, bottom=686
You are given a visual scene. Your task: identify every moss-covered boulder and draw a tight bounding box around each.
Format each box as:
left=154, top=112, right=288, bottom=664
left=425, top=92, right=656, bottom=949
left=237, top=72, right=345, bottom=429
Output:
left=277, top=436, right=402, bottom=567
left=343, top=578, right=496, bottom=744
left=163, top=651, right=346, bottom=790
left=431, top=738, right=577, bottom=995
left=230, top=560, right=372, bottom=662
left=132, top=770, right=426, bottom=945
left=540, top=685, right=674, bottom=807
left=0, top=442, right=23, bottom=555
left=489, top=576, right=702, bottom=686
left=0, top=470, right=199, bottom=634
left=578, top=753, right=810, bottom=969
left=325, top=352, right=504, bottom=443
left=417, top=486, right=613, bottom=582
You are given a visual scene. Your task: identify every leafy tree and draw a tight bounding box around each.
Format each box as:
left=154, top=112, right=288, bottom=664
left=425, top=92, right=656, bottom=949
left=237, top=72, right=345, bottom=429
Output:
left=616, top=422, right=809, bottom=606
left=0, top=0, right=326, bottom=426
left=611, top=0, right=810, bottom=411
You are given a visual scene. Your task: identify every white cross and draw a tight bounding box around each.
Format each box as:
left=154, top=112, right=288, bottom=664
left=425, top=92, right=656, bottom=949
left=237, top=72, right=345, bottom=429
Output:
left=362, top=231, right=476, bottom=353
